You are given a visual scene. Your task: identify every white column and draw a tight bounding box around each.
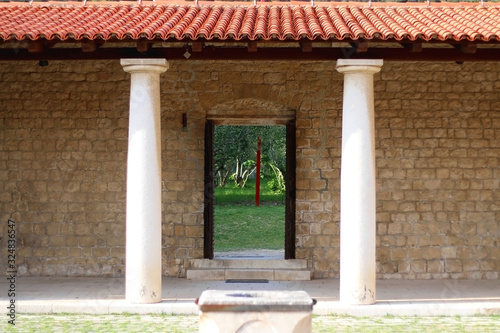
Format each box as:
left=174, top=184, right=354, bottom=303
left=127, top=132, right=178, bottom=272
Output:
left=336, top=59, right=383, bottom=305
left=121, top=59, right=168, bottom=303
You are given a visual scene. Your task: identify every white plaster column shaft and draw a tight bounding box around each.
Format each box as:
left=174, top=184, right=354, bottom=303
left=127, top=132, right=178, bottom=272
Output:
left=121, top=59, right=168, bottom=304
left=336, top=59, right=383, bottom=305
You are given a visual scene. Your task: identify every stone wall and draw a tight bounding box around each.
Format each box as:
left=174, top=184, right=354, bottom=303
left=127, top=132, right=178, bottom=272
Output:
left=0, top=61, right=130, bottom=276
left=375, top=62, right=500, bottom=279
left=0, top=59, right=498, bottom=279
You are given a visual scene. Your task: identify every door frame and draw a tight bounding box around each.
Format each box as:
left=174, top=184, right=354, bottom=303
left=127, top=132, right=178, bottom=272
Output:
left=203, top=120, right=215, bottom=259
left=204, top=120, right=296, bottom=259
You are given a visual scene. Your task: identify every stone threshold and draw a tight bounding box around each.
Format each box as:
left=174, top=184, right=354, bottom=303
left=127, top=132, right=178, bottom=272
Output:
left=214, top=249, right=285, bottom=260
left=186, top=258, right=310, bottom=281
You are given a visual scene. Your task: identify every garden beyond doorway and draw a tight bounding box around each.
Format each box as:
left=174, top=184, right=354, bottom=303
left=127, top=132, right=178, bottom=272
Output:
left=213, top=125, right=286, bottom=258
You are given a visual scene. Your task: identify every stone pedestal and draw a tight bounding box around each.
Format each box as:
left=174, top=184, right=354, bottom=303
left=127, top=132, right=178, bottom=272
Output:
left=121, top=59, right=169, bottom=304
left=336, top=59, right=383, bottom=305
left=197, top=290, right=314, bottom=333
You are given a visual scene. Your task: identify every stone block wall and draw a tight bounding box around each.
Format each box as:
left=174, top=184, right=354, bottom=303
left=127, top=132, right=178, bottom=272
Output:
left=0, top=61, right=130, bottom=276
left=375, top=62, right=500, bottom=279
left=0, top=59, right=498, bottom=279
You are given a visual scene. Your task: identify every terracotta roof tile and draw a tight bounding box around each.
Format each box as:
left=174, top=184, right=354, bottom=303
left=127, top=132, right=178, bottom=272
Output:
left=1, top=2, right=500, bottom=43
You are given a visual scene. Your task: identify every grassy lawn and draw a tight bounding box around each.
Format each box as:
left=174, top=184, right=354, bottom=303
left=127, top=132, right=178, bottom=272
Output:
left=214, top=204, right=285, bottom=251
left=214, top=178, right=285, bottom=252
left=3, top=314, right=500, bottom=332
left=214, top=178, right=284, bottom=205
left=3, top=314, right=195, bottom=333
left=313, top=315, right=500, bottom=333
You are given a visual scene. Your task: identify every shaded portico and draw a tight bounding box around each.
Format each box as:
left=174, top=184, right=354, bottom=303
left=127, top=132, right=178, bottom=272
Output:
left=1, top=1, right=500, bottom=306
left=119, top=56, right=384, bottom=304
left=2, top=276, right=500, bottom=315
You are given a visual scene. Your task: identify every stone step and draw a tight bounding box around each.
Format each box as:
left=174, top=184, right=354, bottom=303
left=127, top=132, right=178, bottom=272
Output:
left=186, top=268, right=311, bottom=281
left=189, top=259, right=308, bottom=270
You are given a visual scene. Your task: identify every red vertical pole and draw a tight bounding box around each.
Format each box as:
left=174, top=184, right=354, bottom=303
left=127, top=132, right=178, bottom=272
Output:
left=256, top=137, right=261, bottom=207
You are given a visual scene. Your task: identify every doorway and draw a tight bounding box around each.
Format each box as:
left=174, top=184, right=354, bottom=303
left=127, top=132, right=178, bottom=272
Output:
left=204, top=120, right=296, bottom=260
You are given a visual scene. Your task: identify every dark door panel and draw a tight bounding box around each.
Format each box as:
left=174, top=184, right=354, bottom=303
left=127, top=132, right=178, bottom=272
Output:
left=204, top=120, right=215, bottom=259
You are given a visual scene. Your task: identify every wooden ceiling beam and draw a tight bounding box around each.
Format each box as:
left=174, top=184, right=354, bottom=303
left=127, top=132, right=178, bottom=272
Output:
left=301, top=40, right=313, bottom=53
left=248, top=41, right=258, bottom=52
left=27, top=40, right=58, bottom=53
left=454, top=43, right=477, bottom=54
left=1, top=46, right=499, bottom=61
left=137, top=39, right=154, bottom=53
left=192, top=41, right=203, bottom=52
left=401, top=42, right=422, bottom=53
left=81, top=40, right=104, bottom=53
left=81, top=40, right=96, bottom=53
left=350, top=40, right=368, bottom=53
left=27, top=41, right=45, bottom=53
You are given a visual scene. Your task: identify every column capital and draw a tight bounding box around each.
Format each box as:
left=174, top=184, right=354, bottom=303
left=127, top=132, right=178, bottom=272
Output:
left=121, top=58, right=169, bottom=74
left=336, top=59, right=383, bottom=75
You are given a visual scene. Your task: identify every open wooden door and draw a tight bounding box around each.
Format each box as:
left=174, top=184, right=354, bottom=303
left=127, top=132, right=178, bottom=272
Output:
left=285, top=119, right=296, bottom=259
left=204, top=120, right=214, bottom=259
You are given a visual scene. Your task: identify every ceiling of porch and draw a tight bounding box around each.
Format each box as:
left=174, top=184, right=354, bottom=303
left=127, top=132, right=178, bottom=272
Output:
left=1, top=1, right=500, bottom=61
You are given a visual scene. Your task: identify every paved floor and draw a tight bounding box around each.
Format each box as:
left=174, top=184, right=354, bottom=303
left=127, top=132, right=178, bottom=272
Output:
left=1, top=277, right=499, bottom=316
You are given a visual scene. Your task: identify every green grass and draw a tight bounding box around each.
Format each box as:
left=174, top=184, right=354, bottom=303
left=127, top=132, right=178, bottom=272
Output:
left=214, top=178, right=285, bottom=252
left=214, top=178, right=284, bottom=205
left=3, top=314, right=197, bottom=333
left=313, top=315, right=500, bottom=333
left=214, top=204, right=285, bottom=251
left=3, top=314, right=500, bottom=333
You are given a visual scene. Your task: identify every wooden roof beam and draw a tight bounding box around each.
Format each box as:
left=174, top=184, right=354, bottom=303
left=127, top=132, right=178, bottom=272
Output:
left=401, top=42, right=422, bottom=52
left=27, top=40, right=58, bottom=53
left=81, top=40, right=104, bottom=53
left=2, top=46, right=500, bottom=61
left=454, top=43, right=477, bottom=54
left=192, top=41, right=203, bottom=52
left=27, top=40, right=45, bottom=53
left=350, top=40, right=368, bottom=53
left=137, top=39, right=154, bottom=53
left=248, top=41, right=258, bottom=52
left=301, top=40, right=312, bottom=53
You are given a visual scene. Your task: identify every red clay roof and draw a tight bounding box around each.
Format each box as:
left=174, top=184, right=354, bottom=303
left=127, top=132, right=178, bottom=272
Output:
left=1, top=2, right=500, bottom=43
